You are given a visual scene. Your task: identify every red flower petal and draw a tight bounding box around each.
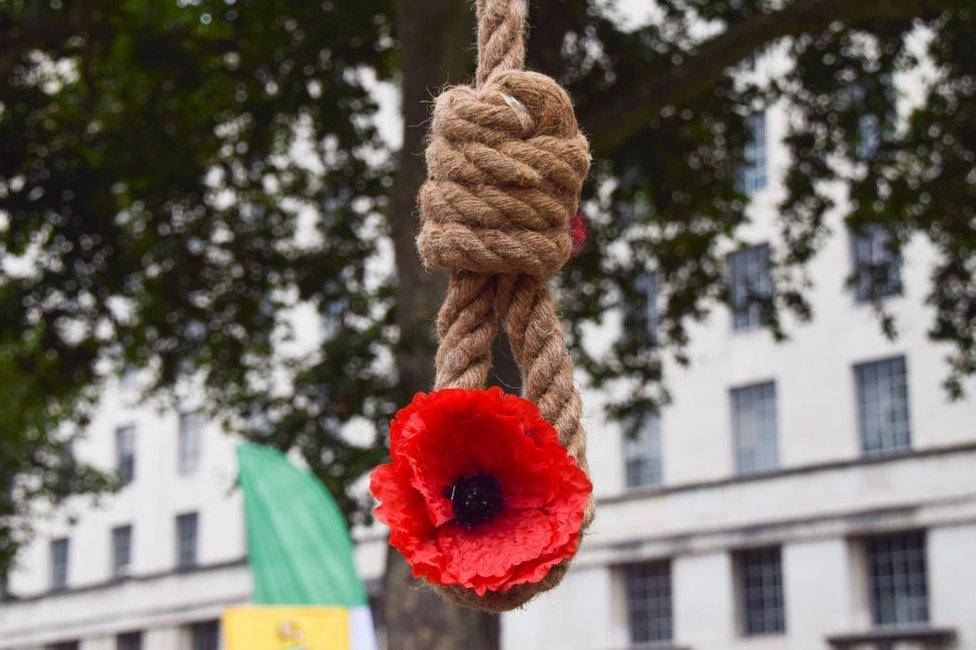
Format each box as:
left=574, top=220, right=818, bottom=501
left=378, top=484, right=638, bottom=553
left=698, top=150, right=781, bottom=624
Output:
left=570, top=209, right=587, bottom=255
left=369, top=387, right=592, bottom=596
left=370, top=463, right=441, bottom=575
left=403, top=394, right=561, bottom=514
left=434, top=510, right=557, bottom=594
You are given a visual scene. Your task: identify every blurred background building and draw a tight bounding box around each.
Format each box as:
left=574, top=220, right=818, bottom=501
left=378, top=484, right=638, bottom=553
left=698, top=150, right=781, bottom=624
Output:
left=502, top=100, right=976, bottom=650
left=1, top=58, right=975, bottom=650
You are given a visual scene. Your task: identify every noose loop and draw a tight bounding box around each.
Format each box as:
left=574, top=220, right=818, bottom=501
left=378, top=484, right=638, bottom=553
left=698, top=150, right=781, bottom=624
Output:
left=415, top=0, right=594, bottom=611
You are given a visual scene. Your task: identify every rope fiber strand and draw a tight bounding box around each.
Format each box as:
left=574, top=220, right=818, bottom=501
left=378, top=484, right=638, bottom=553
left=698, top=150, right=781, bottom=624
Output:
left=415, top=0, right=594, bottom=611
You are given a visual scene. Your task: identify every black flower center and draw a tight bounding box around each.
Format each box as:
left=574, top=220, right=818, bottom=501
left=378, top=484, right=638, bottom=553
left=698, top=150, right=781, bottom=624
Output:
left=445, top=471, right=504, bottom=529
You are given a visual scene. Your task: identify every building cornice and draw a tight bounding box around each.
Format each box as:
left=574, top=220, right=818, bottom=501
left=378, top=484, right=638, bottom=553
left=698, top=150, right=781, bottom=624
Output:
left=1, top=557, right=247, bottom=605
left=598, top=441, right=976, bottom=506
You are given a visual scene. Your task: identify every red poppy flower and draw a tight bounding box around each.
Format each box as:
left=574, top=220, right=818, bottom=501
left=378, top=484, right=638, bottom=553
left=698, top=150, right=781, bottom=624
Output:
left=369, top=387, right=592, bottom=596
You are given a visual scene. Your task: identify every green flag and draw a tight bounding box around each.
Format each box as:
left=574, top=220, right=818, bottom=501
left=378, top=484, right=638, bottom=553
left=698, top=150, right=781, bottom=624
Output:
left=235, top=443, right=367, bottom=607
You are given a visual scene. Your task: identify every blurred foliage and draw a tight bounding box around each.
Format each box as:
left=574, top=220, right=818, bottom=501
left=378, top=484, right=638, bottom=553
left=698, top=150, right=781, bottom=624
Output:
left=1, top=0, right=975, bottom=584
left=0, top=348, right=112, bottom=586
left=0, top=0, right=396, bottom=582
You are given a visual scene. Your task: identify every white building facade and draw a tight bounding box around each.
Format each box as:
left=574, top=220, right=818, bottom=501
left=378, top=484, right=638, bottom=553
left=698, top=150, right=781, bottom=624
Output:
left=2, top=102, right=975, bottom=650
left=501, top=102, right=976, bottom=650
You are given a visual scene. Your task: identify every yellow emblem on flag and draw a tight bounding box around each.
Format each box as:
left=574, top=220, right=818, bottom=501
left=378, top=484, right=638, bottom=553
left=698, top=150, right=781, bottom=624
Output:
left=222, top=606, right=350, bottom=650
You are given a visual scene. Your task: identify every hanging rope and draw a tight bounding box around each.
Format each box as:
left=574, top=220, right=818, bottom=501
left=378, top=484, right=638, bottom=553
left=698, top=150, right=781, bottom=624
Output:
left=415, top=0, right=594, bottom=611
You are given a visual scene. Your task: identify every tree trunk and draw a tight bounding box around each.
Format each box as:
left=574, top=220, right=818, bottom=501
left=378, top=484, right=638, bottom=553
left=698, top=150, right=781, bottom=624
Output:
left=384, top=1, right=501, bottom=649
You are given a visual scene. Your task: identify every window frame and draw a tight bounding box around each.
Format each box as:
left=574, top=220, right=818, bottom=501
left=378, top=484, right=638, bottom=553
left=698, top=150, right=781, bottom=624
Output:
left=865, top=530, right=930, bottom=627
left=115, top=424, right=136, bottom=486
left=735, top=546, right=787, bottom=637
left=623, top=415, right=664, bottom=490
left=178, top=410, right=204, bottom=476
left=857, top=113, right=881, bottom=159
left=111, top=524, right=133, bottom=578
left=738, top=111, right=768, bottom=194
left=189, top=620, right=221, bottom=650
left=730, top=381, right=779, bottom=475
left=49, top=537, right=69, bottom=591
left=622, top=560, right=674, bottom=646
left=175, top=512, right=199, bottom=569
left=727, top=243, right=773, bottom=332
left=623, top=271, right=661, bottom=346
left=850, top=225, right=902, bottom=303
left=115, top=631, right=142, bottom=650
left=854, top=356, right=911, bottom=456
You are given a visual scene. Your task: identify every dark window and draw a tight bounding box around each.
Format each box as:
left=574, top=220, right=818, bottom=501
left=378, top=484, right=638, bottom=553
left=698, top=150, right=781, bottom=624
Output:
left=867, top=531, right=929, bottom=626
left=176, top=512, right=198, bottom=568
left=624, top=561, right=673, bottom=644
left=190, top=620, right=220, bottom=650
left=46, top=643, right=80, bottom=650
left=112, top=525, right=132, bottom=578
left=738, top=547, right=786, bottom=635
left=116, top=632, right=142, bottom=650
left=855, top=357, right=911, bottom=455
left=624, top=416, right=663, bottom=489
left=738, top=112, right=768, bottom=194
left=728, top=244, right=772, bottom=332
left=842, top=79, right=891, bottom=160
left=731, top=382, right=779, bottom=474
left=178, top=411, right=204, bottom=475
left=116, top=425, right=136, bottom=486
left=50, top=537, right=69, bottom=590
left=851, top=225, right=901, bottom=302
left=624, top=272, right=659, bottom=344
left=857, top=114, right=881, bottom=159
left=323, top=296, right=349, bottom=339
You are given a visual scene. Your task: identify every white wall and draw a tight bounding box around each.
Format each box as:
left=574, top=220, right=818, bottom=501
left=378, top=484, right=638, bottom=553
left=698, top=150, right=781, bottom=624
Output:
left=928, top=525, right=976, bottom=649
left=673, top=552, right=736, bottom=648
left=783, top=539, right=855, bottom=645
left=502, top=566, right=616, bottom=650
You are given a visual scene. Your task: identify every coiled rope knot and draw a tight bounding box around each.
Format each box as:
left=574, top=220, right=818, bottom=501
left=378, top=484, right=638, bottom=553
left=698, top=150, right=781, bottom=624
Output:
left=418, top=70, right=591, bottom=277
left=409, top=0, right=595, bottom=612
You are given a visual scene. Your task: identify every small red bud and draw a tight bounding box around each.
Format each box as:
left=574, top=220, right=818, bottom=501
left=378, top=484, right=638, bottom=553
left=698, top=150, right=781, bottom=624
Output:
left=570, top=209, right=588, bottom=256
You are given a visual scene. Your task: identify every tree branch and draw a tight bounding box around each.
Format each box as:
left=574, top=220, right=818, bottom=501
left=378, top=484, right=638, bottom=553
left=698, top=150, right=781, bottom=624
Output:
left=580, top=0, right=925, bottom=156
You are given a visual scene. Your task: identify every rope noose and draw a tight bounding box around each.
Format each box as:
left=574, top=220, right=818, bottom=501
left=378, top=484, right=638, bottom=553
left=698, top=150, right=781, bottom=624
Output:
left=415, top=0, right=594, bottom=611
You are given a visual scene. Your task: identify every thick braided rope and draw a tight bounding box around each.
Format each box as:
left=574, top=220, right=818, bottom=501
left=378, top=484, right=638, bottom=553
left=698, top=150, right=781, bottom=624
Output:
left=476, top=0, right=525, bottom=86
left=416, top=0, right=593, bottom=612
